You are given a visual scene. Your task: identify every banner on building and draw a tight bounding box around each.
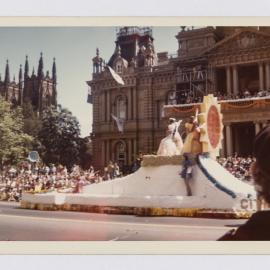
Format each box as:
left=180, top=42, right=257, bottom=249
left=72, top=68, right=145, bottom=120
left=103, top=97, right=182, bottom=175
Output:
left=107, top=66, right=125, bottom=86
left=111, top=114, right=125, bottom=133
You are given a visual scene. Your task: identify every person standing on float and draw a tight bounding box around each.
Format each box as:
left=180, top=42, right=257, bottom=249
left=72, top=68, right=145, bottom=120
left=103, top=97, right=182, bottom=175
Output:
left=182, top=113, right=202, bottom=155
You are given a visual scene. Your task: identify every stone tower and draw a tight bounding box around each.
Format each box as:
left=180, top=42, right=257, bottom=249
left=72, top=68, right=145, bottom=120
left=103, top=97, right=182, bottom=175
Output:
left=23, top=53, right=57, bottom=113
left=88, top=27, right=158, bottom=171
left=0, top=60, right=20, bottom=106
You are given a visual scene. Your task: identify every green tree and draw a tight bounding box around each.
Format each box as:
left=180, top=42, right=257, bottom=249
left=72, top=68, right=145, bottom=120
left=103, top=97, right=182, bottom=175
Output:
left=38, top=105, right=81, bottom=169
left=78, top=136, right=92, bottom=169
left=0, top=97, right=33, bottom=166
left=22, top=99, right=41, bottom=137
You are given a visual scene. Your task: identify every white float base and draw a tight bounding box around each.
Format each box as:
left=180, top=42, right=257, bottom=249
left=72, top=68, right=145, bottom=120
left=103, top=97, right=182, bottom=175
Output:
left=21, top=155, right=257, bottom=218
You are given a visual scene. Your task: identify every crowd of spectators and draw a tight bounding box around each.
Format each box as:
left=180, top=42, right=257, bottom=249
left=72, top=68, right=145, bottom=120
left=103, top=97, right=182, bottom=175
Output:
left=217, top=155, right=255, bottom=182
left=183, top=95, right=203, bottom=104
left=102, top=161, right=122, bottom=181
left=175, top=89, right=270, bottom=106
left=0, top=160, right=124, bottom=202
left=216, top=89, right=270, bottom=101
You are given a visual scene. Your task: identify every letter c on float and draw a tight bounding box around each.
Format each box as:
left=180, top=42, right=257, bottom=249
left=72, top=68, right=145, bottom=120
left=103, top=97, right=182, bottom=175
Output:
left=240, top=199, right=249, bottom=209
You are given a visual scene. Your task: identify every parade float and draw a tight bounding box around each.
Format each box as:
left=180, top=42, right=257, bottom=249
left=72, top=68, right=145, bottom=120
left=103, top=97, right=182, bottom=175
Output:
left=21, top=95, right=257, bottom=218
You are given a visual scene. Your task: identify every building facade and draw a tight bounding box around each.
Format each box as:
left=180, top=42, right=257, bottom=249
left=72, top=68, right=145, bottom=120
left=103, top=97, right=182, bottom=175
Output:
left=88, top=26, right=270, bottom=171
left=0, top=53, right=57, bottom=113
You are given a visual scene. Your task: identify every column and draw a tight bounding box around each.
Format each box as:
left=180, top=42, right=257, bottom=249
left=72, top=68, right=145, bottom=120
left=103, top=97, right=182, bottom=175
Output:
left=226, top=66, right=232, bottom=95
left=211, top=67, right=218, bottom=93
left=102, top=92, right=106, bottom=122
left=106, top=90, right=111, bottom=122
left=131, top=88, right=134, bottom=120
left=133, top=138, right=137, bottom=157
left=106, top=140, right=110, bottom=163
left=232, top=65, right=239, bottom=96
left=128, top=139, right=133, bottom=165
left=259, top=62, right=264, bottom=90
left=101, top=140, right=105, bottom=168
left=220, top=141, right=225, bottom=157
left=265, top=62, right=270, bottom=90
left=104, top=140, right=107, bottom=165
left=225, top=124, right=233, bottom=157
left=255, top=122, right=261, bottom=135
left=220, top=129, right=225, bottom=157
left=128, top=88, right=132, bottom=120
left=133, top=86, right=137, bottom=119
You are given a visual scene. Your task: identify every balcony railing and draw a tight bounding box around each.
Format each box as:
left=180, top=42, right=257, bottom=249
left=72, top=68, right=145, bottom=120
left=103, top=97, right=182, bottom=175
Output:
left=164, top=96, right=270, bottom=117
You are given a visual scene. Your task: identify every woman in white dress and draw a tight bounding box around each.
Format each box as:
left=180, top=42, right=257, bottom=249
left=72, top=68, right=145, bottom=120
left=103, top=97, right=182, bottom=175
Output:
left=157, top=118, right=183, bottom=156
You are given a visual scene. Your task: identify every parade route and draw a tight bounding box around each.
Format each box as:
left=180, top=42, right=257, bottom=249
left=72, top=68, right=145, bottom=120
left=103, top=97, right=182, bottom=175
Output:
left=0, top=202, right=246, bottom=241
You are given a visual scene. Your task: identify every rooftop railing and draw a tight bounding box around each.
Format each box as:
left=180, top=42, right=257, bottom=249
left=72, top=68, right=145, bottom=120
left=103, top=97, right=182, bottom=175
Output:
left=116, top=27, right=152, bottom=38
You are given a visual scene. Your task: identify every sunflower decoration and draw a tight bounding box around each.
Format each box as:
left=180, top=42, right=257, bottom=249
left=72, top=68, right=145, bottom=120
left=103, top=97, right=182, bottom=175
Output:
left=198, top=94, right=224, bottom=158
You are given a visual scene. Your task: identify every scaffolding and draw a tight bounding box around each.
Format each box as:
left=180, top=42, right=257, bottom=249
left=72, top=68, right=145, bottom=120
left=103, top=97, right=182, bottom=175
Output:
left=174, top=68, right=211, bottom=104
left=116, top=27, right=153, bottom=38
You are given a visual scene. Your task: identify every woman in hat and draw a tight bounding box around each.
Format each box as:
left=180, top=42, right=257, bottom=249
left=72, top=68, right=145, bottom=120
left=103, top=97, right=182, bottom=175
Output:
left=157, top=118, right=183, bottom=156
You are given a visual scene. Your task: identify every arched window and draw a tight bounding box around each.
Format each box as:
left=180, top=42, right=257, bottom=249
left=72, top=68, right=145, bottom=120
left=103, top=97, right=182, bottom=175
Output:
left=116, top=95, right=127, bottom=119
left=116, top=62, right=123, bottom=73
left=167, top=90, right=177, bottom=105
left=115, top=141, right=126, bottom=168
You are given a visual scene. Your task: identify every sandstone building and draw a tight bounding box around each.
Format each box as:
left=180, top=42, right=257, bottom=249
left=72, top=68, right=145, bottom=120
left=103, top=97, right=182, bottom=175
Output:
left=87, top=26, right=270, bottom=171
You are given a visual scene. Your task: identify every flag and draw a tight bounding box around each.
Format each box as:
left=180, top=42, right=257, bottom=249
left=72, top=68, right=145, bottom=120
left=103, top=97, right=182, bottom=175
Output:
left=111, top=114, right=125, bottom=133
left=107, top=66, right=125, bottom=85
left=87, top=87, right=92, bottom=104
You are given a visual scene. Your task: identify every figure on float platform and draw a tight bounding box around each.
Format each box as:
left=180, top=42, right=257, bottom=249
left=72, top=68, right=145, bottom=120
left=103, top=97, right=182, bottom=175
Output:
left=157, top=118, right=183, bottom=156
left=182, top=110, right=202, bottom=155
left=180, top=153, right=193, bottom=196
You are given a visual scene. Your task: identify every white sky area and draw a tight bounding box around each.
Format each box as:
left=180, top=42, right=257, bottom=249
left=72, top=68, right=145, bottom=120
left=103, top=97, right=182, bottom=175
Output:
left=0, top=27, right=179, bottom=137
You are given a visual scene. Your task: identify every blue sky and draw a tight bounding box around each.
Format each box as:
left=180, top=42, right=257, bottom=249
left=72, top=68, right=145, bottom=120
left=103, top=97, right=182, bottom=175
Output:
left=0, top=27, right=179, bottom=136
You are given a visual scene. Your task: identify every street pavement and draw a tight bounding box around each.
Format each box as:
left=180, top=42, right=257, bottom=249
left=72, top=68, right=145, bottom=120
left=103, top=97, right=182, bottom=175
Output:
left=0, top=202, right=247, bottom=241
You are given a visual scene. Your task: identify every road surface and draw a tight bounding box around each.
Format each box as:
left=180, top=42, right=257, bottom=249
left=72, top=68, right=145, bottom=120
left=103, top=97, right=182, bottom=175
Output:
left=0, top=202, right=246, bottom=241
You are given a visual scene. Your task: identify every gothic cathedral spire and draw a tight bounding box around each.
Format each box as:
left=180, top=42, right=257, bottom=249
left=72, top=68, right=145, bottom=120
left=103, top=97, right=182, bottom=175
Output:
left=19, top=64, right=22, bottom=82
left=24, top=55, right=29, bottom=80
left=4, top=59, right=10, bottom=84
left=52, top=57, right=57, bottom=83
left=38, top=52, right=44, bottom=78
left=19, top=64, right=23, bottom=105
left=52, top=57, right=57, bottom=106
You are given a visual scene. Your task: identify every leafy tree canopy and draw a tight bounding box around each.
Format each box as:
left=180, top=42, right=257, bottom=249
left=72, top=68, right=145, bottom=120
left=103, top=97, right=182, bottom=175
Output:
left=0, top=98, right=33, bottom=166
left=78, top=136, right=92, bottom=169
left=38, top=105, right=81, bottom=169
left=22, top=99, right=41, bottom=138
